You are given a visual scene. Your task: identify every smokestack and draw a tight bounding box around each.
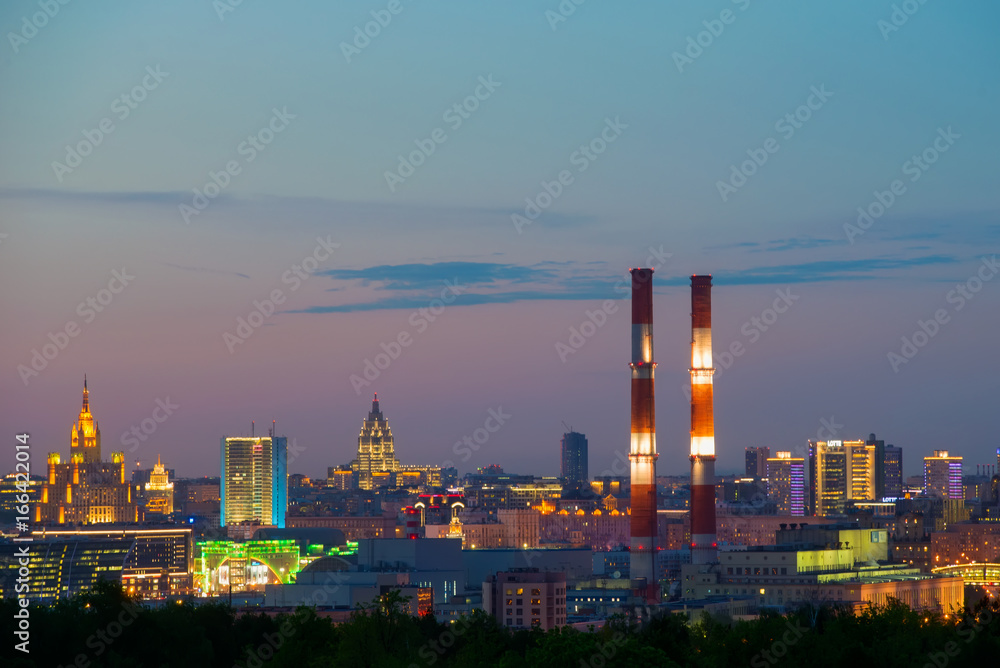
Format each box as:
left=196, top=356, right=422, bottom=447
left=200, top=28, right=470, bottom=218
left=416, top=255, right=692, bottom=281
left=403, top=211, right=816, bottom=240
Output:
left=690, top=275, right=717, bottom=564
left=628, top=268, right=658, bottom=602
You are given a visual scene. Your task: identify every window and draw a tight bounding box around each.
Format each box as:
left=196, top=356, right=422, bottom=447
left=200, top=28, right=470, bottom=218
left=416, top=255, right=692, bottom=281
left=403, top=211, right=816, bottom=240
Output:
left=736, top=567, right=743, bottom=575
left=506, top=599, right=513, bottom=606
left=727, top=568, right=733, bottom=575
left=754, top=567, right=761, bottom=575
left=517, top=599, right=523, bottom=605
left=506, top=589, right=513, bottom=595
left=516, top=618, right=523, bottom=625
left=531, top=598, right=541, bottom=605
left=532, top=588, right=541, bottom=595
left=516, top=588, right=524, bottom=595
left=532, top=608, right=541, bottom=615
left=506, top=609, right=512, bottom=616
left=516, top=608, right=523, bottom=615
left=780, top=568, right=787, bottom=575
left=771, top=568, right=778, bottom=575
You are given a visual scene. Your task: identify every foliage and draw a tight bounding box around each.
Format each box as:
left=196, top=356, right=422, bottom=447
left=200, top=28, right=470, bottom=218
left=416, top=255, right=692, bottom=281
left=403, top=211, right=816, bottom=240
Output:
left=2, top=588, right=998, bottom=668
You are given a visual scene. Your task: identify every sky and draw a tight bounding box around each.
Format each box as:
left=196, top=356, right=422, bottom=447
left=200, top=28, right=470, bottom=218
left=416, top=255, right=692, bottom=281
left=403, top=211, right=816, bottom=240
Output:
left=1, top=0, right=998, bottom=481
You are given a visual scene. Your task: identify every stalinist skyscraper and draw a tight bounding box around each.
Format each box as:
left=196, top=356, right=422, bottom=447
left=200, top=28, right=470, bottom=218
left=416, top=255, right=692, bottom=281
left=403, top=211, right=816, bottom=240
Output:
left=351, top=393, right=400, bottom=490
left=71, top=375, right=102, bottom=463
left=37, top=377, right=136, bottom=524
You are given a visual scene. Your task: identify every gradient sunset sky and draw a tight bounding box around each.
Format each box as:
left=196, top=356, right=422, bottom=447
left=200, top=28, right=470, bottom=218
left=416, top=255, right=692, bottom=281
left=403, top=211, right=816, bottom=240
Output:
left=2, top=0, right=998, bottom=480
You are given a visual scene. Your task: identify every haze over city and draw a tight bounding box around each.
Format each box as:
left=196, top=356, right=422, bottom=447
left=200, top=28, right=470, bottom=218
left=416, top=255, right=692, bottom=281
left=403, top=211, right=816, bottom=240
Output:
left=2, top=0, right=998, bottom=481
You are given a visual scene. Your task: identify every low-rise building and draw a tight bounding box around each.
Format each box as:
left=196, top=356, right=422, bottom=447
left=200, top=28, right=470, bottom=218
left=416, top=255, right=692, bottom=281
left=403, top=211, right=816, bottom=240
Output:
left=716, top=515, right=837, bottom=547
left=931, top=521, right=1000, bottom=568
left=483, top=569, right=567, bottom=630
left=0, top=526, right=193, bottom=599
left=287, top=514, right=397, bottom=539
left=681, top=525, right=963, bottom=614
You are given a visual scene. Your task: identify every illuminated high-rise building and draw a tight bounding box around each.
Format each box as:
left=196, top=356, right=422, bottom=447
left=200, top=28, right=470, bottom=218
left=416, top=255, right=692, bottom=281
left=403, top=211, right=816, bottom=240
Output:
left=766, top=451, right=805, bottom=516
left=560, top=431, right=588, bottom=487
left=36, top=378, right=137, bottom=525
left=144, top=455, right=174, bottom=515
left=220, top=434, right=287, bottom=527
left=809, top=440, right=847, bottom=517
left=351, top=394, right=401, bottom=490
left=844, top=439, right=877, bottom=502
left=924, top=450, right=963, bottom=499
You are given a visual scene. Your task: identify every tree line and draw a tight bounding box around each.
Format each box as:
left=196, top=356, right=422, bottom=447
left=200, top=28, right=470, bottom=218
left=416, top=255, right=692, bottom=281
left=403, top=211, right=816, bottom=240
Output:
left=2, top=582, right=997, bottom=667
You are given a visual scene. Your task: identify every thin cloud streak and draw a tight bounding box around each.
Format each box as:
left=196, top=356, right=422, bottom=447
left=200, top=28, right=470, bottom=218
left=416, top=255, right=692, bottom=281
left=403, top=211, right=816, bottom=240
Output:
left=292, top=254, right=958, bottom=313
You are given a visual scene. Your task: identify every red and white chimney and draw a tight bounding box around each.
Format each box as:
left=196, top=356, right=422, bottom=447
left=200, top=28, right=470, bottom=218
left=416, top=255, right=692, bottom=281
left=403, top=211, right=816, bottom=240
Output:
left=628, top=268, right=659, bottom=601
left=689, top=275, right=717, bottom=564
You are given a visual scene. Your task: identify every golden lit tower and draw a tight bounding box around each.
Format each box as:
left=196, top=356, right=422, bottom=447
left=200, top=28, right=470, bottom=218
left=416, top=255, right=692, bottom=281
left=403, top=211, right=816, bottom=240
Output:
left=144, top=455, right=174, bottom=515
left=71, top=375, right=101, bottom=464
left=844, top=440, right=877, bottom=501
left=352, top=393, right=401, bottom=490
left=37, top=378, right=136, bottom=525
left=809, top=440, right=847, bottom=516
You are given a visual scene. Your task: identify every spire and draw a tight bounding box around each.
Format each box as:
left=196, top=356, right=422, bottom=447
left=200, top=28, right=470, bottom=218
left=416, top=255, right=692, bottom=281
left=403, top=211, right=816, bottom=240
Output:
left=73, top=375, right=100, bottom=463
left=372, top=392, right=380, bottom=413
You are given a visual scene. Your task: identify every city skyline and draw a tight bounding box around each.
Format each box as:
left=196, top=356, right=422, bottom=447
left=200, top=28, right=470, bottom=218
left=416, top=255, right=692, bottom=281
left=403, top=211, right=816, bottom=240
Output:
left=7, top=374, right=987, bottom=483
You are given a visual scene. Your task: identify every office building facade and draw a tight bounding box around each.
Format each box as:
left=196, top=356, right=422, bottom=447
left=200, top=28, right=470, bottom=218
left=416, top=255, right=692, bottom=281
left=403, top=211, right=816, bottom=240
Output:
left=809, top=440, right=847, bottom=517
left=560, top=431, right=588, bottom=487
left=220, top=435, right=287, bottom=527
left=924, top=451, right=963, bottom=500
left=883, top=445, right=903, bottom=499
left=766, top=451, right=805, bottom=516
left=844, top=440, right=877, bottom=502
left=0, top=527, right=193, bottom=599
left=483, top=569, right=567, bottom=630
left=745, top=447, right=770, bottom=478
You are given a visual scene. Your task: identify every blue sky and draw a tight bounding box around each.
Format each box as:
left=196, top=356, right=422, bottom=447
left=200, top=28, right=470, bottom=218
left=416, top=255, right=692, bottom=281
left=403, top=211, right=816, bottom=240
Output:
left=1, top=0, right=998, bottom=480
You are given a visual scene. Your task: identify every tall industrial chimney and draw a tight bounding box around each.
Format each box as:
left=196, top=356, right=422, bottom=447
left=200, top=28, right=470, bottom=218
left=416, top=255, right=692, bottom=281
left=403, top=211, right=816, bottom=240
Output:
left=629, top=268, right=658, bottom=602
left=689, top=275, right=717, bottom=564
